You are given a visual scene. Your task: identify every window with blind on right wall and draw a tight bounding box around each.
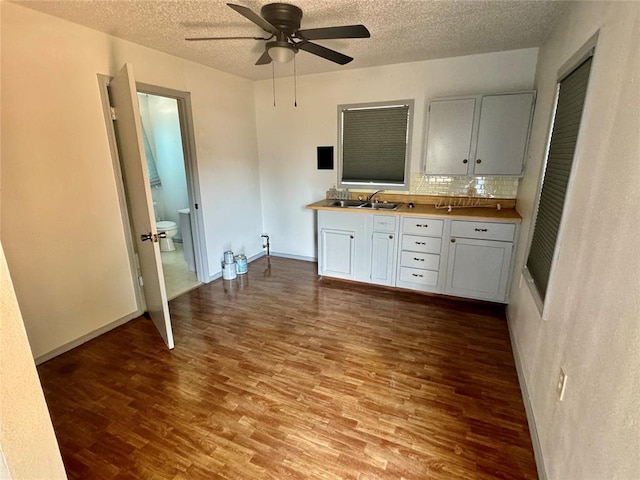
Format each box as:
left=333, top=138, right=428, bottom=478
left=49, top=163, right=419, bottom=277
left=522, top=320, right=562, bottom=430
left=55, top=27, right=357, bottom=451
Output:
left=525, top=52, right=594, bottom=310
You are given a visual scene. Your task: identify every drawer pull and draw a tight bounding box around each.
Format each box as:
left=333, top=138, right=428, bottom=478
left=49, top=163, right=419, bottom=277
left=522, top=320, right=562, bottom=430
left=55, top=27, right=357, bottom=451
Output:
left=415, top=241, right=426, bottom=246
left=451, top=238, right=456, bottom=243
left=413, top=257, right=424, bottom=262
left=474, top=228, right=488, bottom=232
left=415, top=224, right=428, bottom=228
left=389, top=235, right=393, bottom=239
left=412, top=273, right=424, bottom=278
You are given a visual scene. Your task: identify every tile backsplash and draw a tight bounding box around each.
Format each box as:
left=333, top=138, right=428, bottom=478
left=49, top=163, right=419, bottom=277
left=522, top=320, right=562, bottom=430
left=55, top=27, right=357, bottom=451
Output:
left=409, top=174, right=518, bottom=198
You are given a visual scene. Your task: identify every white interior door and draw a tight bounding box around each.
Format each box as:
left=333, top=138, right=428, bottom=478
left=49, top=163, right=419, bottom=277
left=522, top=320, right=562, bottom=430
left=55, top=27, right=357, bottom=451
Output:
left=110, top=64, right=174, bottom=349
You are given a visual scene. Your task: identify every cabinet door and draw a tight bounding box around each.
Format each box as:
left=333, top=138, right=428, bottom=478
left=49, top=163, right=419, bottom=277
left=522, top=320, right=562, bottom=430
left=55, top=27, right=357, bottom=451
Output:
left=320, top=228, right=356, bottom=279
left=424, top=98, right=476, bottom=175
left=474, top=93, right=534, bottom=176
left=370, top=231, right=396, bottom=286
left=445, top=238, right=513, bottom=303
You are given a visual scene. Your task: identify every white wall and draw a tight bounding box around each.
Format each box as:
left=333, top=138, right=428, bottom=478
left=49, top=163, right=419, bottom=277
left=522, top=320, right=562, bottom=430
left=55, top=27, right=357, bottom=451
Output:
left=0, top=2, right=65, bottom=475
left=507, top=2, right=640, bottom=479
left=254, top=49, right=538, bottom=259
left=0, top=243, right=67, bottom=478
left=1, top=2, right=263, bottom=359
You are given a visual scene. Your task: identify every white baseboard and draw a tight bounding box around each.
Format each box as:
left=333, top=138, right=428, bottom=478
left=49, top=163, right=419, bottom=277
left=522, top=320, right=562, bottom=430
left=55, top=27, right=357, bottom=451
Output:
left=34, top=311, right=140, bottom=365
left=506, top=311, right=548, bottom=480
left=269, top=251, right=317, bottom=262
left=247, top=251, right=266, bottom=263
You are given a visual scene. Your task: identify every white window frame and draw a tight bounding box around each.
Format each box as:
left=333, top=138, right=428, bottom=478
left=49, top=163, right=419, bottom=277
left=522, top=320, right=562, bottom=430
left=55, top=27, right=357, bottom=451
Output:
left=337, top=99, right=414, bottom=190
left=522, top=34, right=598, bottom=316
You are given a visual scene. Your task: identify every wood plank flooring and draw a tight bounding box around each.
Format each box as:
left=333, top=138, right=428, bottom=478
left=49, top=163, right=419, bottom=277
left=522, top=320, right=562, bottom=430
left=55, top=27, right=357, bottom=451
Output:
left=38, top=256, right=537, bottom=479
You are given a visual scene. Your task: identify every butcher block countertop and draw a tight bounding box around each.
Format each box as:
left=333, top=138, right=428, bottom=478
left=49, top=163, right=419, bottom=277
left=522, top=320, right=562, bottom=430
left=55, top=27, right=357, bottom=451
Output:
left=306, top=198, right=522, bottom=223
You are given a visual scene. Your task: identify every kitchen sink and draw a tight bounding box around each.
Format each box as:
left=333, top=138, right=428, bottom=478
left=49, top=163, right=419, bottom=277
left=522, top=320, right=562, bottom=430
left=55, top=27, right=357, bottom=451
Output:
left=327, top=199, right=365, bottom=207
left=327, top=200, right=402, bottom=211
left=359, top=202, right=402, bottom=210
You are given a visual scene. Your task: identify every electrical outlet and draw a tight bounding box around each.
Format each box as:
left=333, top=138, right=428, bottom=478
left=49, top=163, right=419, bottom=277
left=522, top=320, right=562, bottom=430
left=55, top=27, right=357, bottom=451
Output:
left=556, top=368, right=567, bottom=401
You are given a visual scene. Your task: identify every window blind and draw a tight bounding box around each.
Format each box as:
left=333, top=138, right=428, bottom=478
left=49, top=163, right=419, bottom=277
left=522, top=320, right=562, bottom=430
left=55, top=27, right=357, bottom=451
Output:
left=341, top=104, right=410, bottom=184
left=526, top=56, right=593, bottom=300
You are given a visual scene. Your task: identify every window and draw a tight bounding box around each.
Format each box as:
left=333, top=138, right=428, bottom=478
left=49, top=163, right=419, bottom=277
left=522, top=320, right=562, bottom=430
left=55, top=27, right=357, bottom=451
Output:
left=525, top=54, right=593, bottom=307
left=338, top=100, right=414, bottom=190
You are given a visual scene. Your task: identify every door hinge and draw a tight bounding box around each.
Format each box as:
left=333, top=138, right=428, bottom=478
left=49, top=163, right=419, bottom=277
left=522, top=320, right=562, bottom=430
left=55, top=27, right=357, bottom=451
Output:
left=194, top=203, right=199, bottom=210
left=110, top=107, right=117, bottom=120
left=138, top=275, right=144, bottom=287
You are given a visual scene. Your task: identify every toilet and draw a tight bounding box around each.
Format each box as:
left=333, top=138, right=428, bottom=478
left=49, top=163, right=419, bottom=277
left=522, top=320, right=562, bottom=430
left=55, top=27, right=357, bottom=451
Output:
left=156, top=220, right=178, bottom=252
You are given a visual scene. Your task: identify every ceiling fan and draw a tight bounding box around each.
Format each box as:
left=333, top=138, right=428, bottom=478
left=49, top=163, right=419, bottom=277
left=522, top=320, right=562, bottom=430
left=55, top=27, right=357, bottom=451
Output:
left=186, top=3, right=371, bottom=66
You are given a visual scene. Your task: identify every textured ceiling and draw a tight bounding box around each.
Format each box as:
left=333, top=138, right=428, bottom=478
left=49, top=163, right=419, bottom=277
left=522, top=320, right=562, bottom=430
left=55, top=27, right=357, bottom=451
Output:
left=13, top=0, right=568, bottom=80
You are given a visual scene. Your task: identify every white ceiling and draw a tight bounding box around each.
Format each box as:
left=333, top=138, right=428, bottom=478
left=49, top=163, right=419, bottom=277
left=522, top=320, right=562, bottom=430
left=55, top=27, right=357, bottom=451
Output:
left=14, top=0, right=568, bottom=81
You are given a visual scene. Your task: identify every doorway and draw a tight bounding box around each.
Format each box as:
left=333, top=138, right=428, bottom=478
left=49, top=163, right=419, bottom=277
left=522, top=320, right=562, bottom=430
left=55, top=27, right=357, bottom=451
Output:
left=99, top=69, right=209, bottom=315
left=136, top=92, right=202, bottom=299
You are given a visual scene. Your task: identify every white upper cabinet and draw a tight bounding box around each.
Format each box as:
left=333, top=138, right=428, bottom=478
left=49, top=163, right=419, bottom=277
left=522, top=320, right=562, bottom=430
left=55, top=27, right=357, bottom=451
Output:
left=424, top=98, right=476, bottom=175
left=474, top=93, right=536, bottom=175
left=424, top=92, right=535, bottom=176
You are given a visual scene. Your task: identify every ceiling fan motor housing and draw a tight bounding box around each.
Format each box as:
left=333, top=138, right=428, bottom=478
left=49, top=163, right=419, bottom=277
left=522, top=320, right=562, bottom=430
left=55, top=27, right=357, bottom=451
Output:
left=189, top=3, right=368, bottom=66
left=260, top=3, right=303, bottom=35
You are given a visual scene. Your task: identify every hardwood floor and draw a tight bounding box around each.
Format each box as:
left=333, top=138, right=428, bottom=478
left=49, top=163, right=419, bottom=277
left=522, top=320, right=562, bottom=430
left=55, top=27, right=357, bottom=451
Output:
left=38, top=256, right=537, bottom=479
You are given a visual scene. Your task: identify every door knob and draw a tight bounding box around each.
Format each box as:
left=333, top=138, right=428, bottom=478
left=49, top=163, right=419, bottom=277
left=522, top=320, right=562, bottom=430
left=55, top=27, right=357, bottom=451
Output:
left=157, top=231, right=167, bottom=239
left=141, top=233, right=153, bottom=242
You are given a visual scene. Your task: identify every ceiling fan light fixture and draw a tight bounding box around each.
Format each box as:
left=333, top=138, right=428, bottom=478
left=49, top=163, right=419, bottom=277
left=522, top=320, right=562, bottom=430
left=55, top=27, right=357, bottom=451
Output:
left=267, top=41, right=295, bottom=63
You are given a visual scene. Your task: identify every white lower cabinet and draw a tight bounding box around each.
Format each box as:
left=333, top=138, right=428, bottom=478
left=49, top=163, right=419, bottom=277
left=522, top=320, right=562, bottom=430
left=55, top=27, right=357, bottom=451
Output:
left=370, top=215, right=398, bottom=286
left=396, top=216, right=446, bottom=293
left=318, top=210, right=368, bottom=282
left=320, top=228, right=356, bottom=279
left=444, top=220, right=517, bottom=303
left=317, top=210, right=518, bottom=304
left=445, top=238, right=513, bottom=302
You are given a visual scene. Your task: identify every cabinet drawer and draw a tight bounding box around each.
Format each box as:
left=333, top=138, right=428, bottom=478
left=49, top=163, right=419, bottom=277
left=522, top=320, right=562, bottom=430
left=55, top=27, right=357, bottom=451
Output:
left=373, top=215, right=397, bottom=232
left=399, top=267, right=439, bottom=286
left=451, top=220, right=515, bottom=242
left=400, top=251, right=440, bottom=271
left=401, top=235, right=442, bottom=254
left=402, top=217, right=444, bottom=236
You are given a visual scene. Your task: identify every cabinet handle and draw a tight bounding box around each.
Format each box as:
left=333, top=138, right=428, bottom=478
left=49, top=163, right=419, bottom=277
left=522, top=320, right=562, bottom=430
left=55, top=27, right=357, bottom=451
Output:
left=415, top=224, right=428, bottom=228
left=451, top=238, right=456, bottom=243
left=388, top=235, right=393, bottom=239
left=415, top=241, right=426, bottom=246
left=413, top=257, right=424, bottom=262
left=476, top=159, right=482, bottom=164
left=474, top=228, right=488, bottom=232
left=412, top=273, right=424, bottom=278
left=350, top=235, right=354, bottom=239
left=463, top=159, right=468, bottom=164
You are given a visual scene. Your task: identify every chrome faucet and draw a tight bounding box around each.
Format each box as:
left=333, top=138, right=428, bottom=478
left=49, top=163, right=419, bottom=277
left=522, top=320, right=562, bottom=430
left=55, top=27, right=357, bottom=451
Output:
left=367, top=189, right=385, bottom=203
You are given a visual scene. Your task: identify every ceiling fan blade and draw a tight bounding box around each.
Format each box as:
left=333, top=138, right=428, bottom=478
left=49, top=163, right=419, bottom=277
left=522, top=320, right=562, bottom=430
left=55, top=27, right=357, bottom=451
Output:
left=227, top=3, right=278, bottom=34
left=297, top=42, right=353, bottom=65
left=255, top=50, right=272, bottom=65
left=185, top=36, right=270, bottom=41
left=297, top=25, right=371, bottom=40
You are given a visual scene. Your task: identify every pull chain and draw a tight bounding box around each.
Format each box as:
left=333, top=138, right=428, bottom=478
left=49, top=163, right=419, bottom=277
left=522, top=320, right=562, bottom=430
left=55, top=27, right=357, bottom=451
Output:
left=293, top=54, right=298, bottom=107
left=272, top=62, right=276, bottom=107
